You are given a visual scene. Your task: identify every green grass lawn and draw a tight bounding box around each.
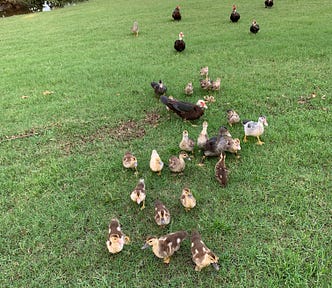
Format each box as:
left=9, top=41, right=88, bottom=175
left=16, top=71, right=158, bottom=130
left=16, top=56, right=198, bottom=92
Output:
left=0, top=0, right=331, bottom=287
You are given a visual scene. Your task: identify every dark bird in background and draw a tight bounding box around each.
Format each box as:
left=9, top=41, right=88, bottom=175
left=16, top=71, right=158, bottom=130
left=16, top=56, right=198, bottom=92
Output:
left=230, top=5, right=240, bottom=22
left=215, top=152, right=228, bottom=187
left=250, top=19, right=260, bottom=34
left=151, top=80, right=167, bottom=96
left=160, top=95, right=207, bottom=121
left=174, top=32, right=185, bottom=52
left=265, top=0, right=274, bottom=8
left=172, top=6, right=181, bottom=21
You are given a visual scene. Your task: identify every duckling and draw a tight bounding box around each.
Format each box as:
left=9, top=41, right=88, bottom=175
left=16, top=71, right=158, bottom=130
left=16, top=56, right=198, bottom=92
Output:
left=203, top=126, right=232, bottom=158
left=200, top=66, right=209, bottom=79
left=169, top=151, right=190, bottom=173
left=142, top=231, right=189, bottom=264
left=106, top=218, right=130, bottom=254
left=211, top=77, right=221, bottom=92
left=122, top=151, right=138, bottom=174
left=191, top=230, right=219, bottom=271
left=154, top=200, right=171, bottom=227
left=180, top=187, right=196, bottom=212
left=243, top=115, right=268, bottom=145
left=150, top=149, right=164, bottom=176
left=131, top=21, right=139, bottom=37
left=200, top=78, right=212, bottom=91
left=179, top=130, right=195, bottom=154
left=130, top=178, right=146, bottom=210
left=197, top=121, right=209, bottom=149
left=218, top=136, right=241, bottom=158
left=184, top=82, right=194, bottom=96
left=227, top=109, right=240, bottom=127
left=215, top=152, right=228, bottom=187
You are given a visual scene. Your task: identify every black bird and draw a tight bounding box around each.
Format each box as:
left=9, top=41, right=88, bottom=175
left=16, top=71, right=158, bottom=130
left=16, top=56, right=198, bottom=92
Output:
left=151, top=80, right=167, bottom=96
left=174, top=32, right=185, bottom=52
left=250, top=20, right=260, bottom=34
left=265, top=0, right=274, bottom=8
left=230, top=5, right=240, bottom=22
left=160, top=95, right=207, bottom=121
left=172, top=6, right=181, bottom=21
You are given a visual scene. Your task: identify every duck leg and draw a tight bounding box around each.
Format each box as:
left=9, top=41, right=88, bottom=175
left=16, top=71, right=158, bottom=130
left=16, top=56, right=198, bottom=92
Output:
left=163, top=256, right=171, bottom=264
left=124, top=236, right=130, bottom=244
left=140, top=200, right=145, bottom=210
left=256, top=136, right=264, bottom=145
left=197, top=155, right=206, bottom=166
left=243, top=135, right=248, bottom=143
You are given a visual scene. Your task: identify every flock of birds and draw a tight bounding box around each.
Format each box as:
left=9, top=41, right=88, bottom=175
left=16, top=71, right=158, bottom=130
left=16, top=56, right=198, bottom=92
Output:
left=108, top=2, right=273, bottom=272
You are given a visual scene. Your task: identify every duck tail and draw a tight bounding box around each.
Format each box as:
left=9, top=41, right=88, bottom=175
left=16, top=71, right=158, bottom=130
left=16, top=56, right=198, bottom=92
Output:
left=242, top=119, right=250, bottom=125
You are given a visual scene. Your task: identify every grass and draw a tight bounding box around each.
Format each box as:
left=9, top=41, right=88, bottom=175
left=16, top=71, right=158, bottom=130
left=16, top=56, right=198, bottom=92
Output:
left=0, top=0, right=331, bottom=287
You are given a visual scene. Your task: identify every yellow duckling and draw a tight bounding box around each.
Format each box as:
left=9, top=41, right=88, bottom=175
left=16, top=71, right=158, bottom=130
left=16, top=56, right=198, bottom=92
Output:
left=191, top=230, right=219, bottom=271
left=215, top=152, right=228, bottom=187
left=197, top=121, right=209, bottom=149
left=130, top=178, right=146, bottom=210
left=142, top=231, right=189, bottom=264
left=227, top=109, right=240, bottom=126
left=106, top=218, right=130, bottom=254
left=149, top=149, right=164, bottom=176
left=122, top=151, right=138, bottom=174
left=168, top=151, right=190, bottom=173
left=179, top=130, right=195, bottom=154
left=180, top=187, right=196, bottom=212
left=243, top=115, right=268, bottom=145
left=154, top=200, right=171, bottom=227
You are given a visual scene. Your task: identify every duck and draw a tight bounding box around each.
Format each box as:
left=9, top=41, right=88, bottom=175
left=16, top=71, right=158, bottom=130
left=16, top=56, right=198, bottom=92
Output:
left=180, top=187, right=196, bottom=211
left=172, top=5, right=181, bottom=21
left=265, top=0, right=273, bottom=8
left=106, top=218, right=130, bottom=254
left=230, top=5, right=240, bottom=22
left=154, top=200, right=171, bottom=227
left=211, top=77, right=221, bottom=92
left=131, top=21, right=139, bottom=37
left=218, top=135, right=241, bottom=158
left=122, top=151, right=138, bottom=174
left=200, top=78, right=212, bottom=90
left=227, top=109, right=240, bottom=126
left=243, top=115, right=268, bottom=145
left=150, top=149, right=164, bottom=175
left=169, top=151, right=190, bottom=173
left=197, top=121, right=209, bottom=149
left=203, top=126, right=232, bottom=158
left=215, top=152, right=228, bottom=187
left=130, top=178, right=146, bottom=210
left=141, top=231, right=189, bottom=264
left=179, top=130, right=195, bottom=153
left=151, top=80, right=167, bottom=97
left=200, top=66, right=209, bottom=79
left=184, top=82, right=194, bottom=96
left=174, top=32, right=185, bottom=52
left=250, top=19, right=260, bottom=34
left=160, top=95, right=207, bottom=121
left=191, top=230, right=219, bottom=271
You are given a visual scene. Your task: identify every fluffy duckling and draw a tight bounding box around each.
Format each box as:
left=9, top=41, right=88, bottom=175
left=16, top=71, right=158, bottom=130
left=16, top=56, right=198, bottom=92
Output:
left=218, top=136, right=241, bottom=158
left=191, top=230, right=219, bottom=271
left=179, top=130, right=195, bottom=154
left=150, top=149, right=164, bottom=176
left=154, top=200, right=171, bottom=227
left=200, top=66, right=209, bottom=79
left=243, top=115, right=268, bottom=145
left=142, top=231, right=189, bottom=264
left=197, top=121, right=209, bottom=149
left=106, top=218, right=130, bottom=254
left=215, top=152, right=228, bottom=187
left=184, top=82, right=194, bottom=96
left=130, top=178, right=146, bottom=210
left=169, top=151, right=190, bottom=173
left=200, top=78, right=212, bottom=91
left=227, top=109, right=240, bottom=126
left=131, top=21, right=139, bottom=37
left=122, top=151, right=138, bottom=174
left=211, top=78, right=221, bottom=92
left=180, top=187, right=196, bottom=212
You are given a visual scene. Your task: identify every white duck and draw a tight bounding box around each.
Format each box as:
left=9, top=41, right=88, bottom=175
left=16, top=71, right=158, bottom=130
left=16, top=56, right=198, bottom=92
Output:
left=243, top=116, right=268, bottom=145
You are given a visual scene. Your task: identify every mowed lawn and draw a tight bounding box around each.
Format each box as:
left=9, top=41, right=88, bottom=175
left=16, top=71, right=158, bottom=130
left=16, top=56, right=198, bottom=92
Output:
left=0, top=0, right=331, bottom=287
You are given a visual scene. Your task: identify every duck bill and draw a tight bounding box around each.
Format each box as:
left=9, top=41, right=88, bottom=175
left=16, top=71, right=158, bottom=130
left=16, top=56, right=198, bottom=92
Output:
left=141, top=243, right=150, bottom=250
left=212, top=263, right=220, bottom=271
